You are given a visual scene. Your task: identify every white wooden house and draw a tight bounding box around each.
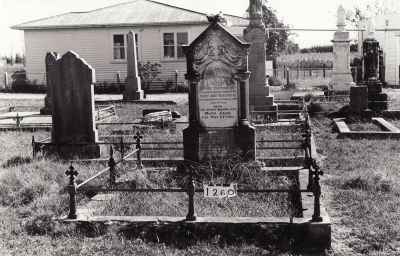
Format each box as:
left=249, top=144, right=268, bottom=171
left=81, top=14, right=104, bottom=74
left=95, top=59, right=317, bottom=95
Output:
left=358, top=13, right=400, bottom=85
left=11, top=0, right=248, bottom=88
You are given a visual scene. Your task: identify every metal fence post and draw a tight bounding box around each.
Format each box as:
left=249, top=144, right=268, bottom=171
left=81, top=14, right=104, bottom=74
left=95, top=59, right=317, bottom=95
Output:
left=116, top=71, right=121, bottom=94
left=175, top=70, right=178, bottom=93
left=312, top=160, right=324, bottom=222
left=32, top=136, right=36, bottom=159
left=66, top=163, right=79, bottom=219
left=186, top=169, right=196, bottom=221
left=286, top=68, right=289, bottom=86
left=109, top=146, right=116, bottom=188
left=134, top=131, right=143, bottom=169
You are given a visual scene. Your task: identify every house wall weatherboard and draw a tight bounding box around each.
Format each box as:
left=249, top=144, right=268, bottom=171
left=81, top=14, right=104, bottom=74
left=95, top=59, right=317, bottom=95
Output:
left=24, top=24, right=209, bottom=85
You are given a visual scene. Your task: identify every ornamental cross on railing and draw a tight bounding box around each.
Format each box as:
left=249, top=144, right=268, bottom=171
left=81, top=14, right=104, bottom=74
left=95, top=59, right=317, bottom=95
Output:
left=13, top=113, right=23, bottom=127
left=114, top=135, right=131, bottom=158
left=65, top=163, right=79, bottom=184
left=134, top=131, right=143, bottom=149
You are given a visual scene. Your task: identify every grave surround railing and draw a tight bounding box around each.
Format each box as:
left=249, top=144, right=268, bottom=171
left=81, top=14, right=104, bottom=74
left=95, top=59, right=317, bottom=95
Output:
left=61, top=115, right=324, bottom=223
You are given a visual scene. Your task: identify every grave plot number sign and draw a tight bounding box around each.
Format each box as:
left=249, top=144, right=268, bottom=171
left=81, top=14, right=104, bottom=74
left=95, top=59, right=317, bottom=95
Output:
left=199, top=62, right=238, bottom=127
left=204, top=183, right=237, bottom=198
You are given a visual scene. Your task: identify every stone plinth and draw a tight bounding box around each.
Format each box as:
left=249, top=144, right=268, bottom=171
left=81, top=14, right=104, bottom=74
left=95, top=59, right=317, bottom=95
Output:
left=182, top=20, right=255, bottom=163
left=350, top=86, right=368, bottom=111
left=40, top=52, right=60, bottom=115
left=331, top=31, right=355, bottom=91
left=123, top=31, right=143, bottom=101
left=184, top=126, right=255, bottom=162
left=49, top=51, right=103, bottom=159
left=243, top=19, right=275, bottom=116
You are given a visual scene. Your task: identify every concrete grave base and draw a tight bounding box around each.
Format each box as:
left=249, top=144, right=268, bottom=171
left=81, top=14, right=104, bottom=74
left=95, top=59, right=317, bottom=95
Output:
left=43, top=143, right=107, bottom=159
left=123, top=90, right=143, bottom=101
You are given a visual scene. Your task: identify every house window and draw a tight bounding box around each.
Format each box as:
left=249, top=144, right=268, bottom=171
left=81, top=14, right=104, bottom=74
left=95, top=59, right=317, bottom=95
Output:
left=112, top=33, right=139, bottom=61
left=162, top=32, right=188, bottom=60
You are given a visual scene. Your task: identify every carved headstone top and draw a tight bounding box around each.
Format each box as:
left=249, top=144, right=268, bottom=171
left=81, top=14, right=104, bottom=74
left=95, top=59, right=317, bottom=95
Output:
left=365, top=15, right=376, bottom=39
left=183, top=21, right=251, bottom=128
left=183, top=23, right=251, bottom=79
left=45, top=52, right=60, bottom=87
left=337, top=5, right=346, bottom=26
left=50, top=51, right=98, bottom=143
left=250, top=0, right=263, bottom=15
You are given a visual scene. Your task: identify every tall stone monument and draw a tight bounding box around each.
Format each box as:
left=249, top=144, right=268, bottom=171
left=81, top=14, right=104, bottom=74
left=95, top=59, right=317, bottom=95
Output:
left=40, top=52, right=60, bottom=115
left=360, top=16, right=388, bottom=111
left=123, top=31, right=143, bottom=101
left=330, top=5, right=355, bottom=91
left=243, top=0, right=276, bottom=116
left=49, top=51, right=103, bottom=158
left=182, top=16, right=255, bottom=163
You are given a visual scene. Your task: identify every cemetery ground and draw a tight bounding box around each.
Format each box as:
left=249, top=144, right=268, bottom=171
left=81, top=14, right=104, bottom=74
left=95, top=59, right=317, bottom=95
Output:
left=1, top=89, right=400, bottom=255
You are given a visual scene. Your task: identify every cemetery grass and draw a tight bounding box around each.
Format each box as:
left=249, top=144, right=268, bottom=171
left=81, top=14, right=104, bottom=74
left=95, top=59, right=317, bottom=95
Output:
left=0, top=101, right=307, bottom=255
left=311, top=117, right=400, bottom=255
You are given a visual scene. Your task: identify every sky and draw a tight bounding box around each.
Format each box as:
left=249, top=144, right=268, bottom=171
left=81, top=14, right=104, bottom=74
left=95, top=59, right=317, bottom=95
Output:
left=0, top=0, right=399, bottom=57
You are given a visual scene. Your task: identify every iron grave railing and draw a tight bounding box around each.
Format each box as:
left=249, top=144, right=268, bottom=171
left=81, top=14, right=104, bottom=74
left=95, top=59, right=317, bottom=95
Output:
left=62, top=124, right=324, bottom=223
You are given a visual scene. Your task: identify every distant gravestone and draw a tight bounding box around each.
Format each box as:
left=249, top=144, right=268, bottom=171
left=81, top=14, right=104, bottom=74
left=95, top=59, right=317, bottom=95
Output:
left=40, top=52, right=60, bottom=115
left=182, top=17, right=255, bottom=162
left=123, top=30, right=143, bottom=101
left=49, top=51, right=102, bottom=158
left=330, top=5, right=355, bottom=91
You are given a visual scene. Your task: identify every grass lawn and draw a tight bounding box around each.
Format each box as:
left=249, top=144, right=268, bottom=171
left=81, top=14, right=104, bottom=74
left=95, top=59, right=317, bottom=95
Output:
left=2, top=88, right=400, bottom=255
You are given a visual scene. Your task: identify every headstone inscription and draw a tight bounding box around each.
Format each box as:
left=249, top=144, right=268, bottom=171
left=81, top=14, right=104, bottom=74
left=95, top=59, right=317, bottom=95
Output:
left=49, top=51, right=103, bottom=158
left=40, top=52, right=60, bottom=115
left=182, top=17, right=255, bottom=162
left=123, top=30, right=143, bottom=101
left=330, top=5, right=355, bottom=91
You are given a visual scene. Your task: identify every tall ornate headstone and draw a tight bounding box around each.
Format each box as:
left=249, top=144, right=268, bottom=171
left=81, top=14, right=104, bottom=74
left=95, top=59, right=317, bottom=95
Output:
left=123, top=30, right=143, bottom=101
left=182, top=17, right=255, bottom=162
left=330, top=5, right=355, bottom=91
left=49, top=51, right=103, bottom=158
left=359, top=17, right=388, bottom=111
left=40, top=52, right=60, bottom=115
left=243, top=0, right=276, bottom=117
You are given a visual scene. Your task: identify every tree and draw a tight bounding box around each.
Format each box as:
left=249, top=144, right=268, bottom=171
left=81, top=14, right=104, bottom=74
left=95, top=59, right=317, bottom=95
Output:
left=262, top=5, right=294, bottom=56
left=137, top=61, right=162, bottom=91
left=245, top=3, right=294, bottom=56
left=345, top=0, right=398, bottom=28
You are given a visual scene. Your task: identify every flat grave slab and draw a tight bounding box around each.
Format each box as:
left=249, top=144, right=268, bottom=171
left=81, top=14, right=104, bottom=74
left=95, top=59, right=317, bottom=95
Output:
left=291, top=91, right=325, bottom=100
left=333, top=117, right=400, bottom=139
left=0, top=112, right=51, bottom=125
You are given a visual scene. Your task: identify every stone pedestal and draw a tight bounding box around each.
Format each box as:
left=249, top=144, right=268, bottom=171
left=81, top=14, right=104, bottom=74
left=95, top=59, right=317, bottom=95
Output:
left=123, top=31, right=143, bottom=101
left=330, top=30, right=355, bottom=91
left=350, top=86, right=368, bottom=111
left=243, top=19, right=276, bottom=117
left=183, top=125, right=255, bottom=162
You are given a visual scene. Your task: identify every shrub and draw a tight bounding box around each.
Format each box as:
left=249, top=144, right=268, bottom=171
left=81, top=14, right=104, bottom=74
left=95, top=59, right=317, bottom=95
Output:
left=167, top=81, right=189, bottom=93
left=307, top=102, right=324, bottom=117
left=11, top=71, right=46, bottom=93
left=268, top=76, right=283, bottom=87
left=138, top=61, right=162, bottom=91
left=303, top=93, right=314, bottom=102
left=282, top=81, right=297, bottom=91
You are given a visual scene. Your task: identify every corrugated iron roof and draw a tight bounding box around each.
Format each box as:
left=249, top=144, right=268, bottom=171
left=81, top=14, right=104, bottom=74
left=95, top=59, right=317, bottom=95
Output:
left=11, top=0, right=249, bottom=30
